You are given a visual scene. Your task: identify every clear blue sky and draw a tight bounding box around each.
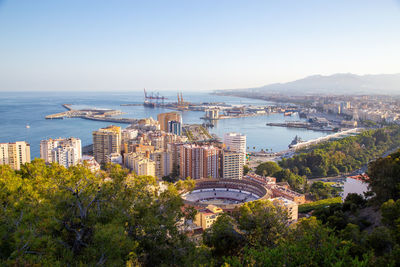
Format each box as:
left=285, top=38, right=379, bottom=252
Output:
left=0, top=0, right=399, bottom=91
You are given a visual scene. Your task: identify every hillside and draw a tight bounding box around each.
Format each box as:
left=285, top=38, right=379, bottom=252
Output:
left=218, top=73, right=400, bottom=95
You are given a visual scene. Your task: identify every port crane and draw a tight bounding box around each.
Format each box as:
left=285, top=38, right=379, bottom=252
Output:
left=177, top=92, right=189, bottom=110
left=143, top=89, right=168, bottom=106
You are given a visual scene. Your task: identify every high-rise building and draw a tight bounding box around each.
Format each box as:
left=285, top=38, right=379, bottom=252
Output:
left=222, top=151, right=244, bottom=179
left=124, top=152, right=155, bottom=177
left=150, top=151, right=173, bottom=179
left=40, top=137, right=82, bottom=167
left=157, top=112, right=181, bottom=132
left=223, top=132, right=246, bottom=154
left=0, top=141, right=31, bottom=170
left=168, top=120, right=182, bottom=136
left=180, top=144, right=221, bottom=179
left=92, top=125, right=121, bottom=164
left=223, top=132, right=246, bottom=174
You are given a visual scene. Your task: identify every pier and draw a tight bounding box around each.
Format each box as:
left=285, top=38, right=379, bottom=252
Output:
left=289, top=128, right=363, bottom=150
left=266, top=121, right=336, bottom=132
left=45, top=105, right=136, bottom=124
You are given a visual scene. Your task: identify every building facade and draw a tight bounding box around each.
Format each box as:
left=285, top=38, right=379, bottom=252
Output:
left=0, top=141, right=31, bottom=170
left=150, top=151, right=173, bottom=179
left=125, top=152, right=156, bottom=177
left=180, top=144, right=221, bottom=179
left=40, top=137, right=82, bottom=167
left=157, top=112, right=181, bottom=132
left=194, top=205, right=223, bottom=230
left=92, top=125, right=121, bottom=164
left=168, top=120, right=182, bottom=136
left=223, top=132, right=246, bottom=154
left=222, top=151, right=244, bottom=179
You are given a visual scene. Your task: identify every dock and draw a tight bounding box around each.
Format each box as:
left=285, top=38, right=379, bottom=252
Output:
left=266, top=121, right=336, bottom=132
left=45, top=105, right=136, bottom=124
left=289, top=128, right=363, bottom=150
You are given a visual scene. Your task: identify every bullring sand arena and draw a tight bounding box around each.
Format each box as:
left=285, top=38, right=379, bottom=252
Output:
left=181, top=178, right=270, bottom=211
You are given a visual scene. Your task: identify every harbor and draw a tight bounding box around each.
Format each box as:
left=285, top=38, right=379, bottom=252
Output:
left=45, top=104, right=137, bottom=124
left=13, top=90, right=330, bottom=158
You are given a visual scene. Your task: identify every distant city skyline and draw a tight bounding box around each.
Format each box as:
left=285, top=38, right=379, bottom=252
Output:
left=1, top=0, right=400, bottom=91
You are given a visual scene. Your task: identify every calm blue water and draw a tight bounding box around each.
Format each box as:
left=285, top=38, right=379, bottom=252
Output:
left=0, top=91, right=329, bottom=158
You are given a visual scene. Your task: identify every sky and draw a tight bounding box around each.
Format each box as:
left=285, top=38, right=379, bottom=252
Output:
left=0, top=0, right=400, bottom=91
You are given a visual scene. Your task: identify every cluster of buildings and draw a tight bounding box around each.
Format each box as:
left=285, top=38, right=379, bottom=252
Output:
left=315, top=95, right=400, bottom=124
left=89, top=112, right=247, bottom=180
left=1, top=110, right=305, bottom=239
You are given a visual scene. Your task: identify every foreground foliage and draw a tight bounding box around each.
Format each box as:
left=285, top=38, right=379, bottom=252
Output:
left=1, top=147, right=400, bottom=266
left=0, top=160, right=196, bottom=266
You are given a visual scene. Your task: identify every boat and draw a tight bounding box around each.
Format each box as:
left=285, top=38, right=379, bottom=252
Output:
left=26, top=124, right=30, bottom=129
left=289, top=135, right=303, bottom=148
left=143, top=101, right=156, bottom=108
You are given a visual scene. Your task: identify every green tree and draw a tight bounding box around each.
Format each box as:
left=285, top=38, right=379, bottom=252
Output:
left=235, top=200, right=288, bottom=247
left=255, top=161, right=282, bottom=176
left=367, top=150, right=400, bottom=203
left=203, top=214, right=244, bottom=257
left=243, top=165, right=251, bottom=175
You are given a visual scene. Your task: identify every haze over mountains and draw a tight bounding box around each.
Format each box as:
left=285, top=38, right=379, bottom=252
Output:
left=219, top=73, right=400, bottom=95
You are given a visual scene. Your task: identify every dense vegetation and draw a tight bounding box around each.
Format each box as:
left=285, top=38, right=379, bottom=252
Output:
left=298, top=196, right=342, bottom=213
left=1, top=147, right=400, bottom=266
left=280, top=126, right=400, bottom=178
left=253, top=126, right=400, bottom=196
left=0, top=160, right=198, bottom=266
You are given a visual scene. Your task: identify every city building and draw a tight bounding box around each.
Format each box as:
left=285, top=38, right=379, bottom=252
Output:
left=180, top=144, right=221, bottom=179
left=121, top=128, right=138, bottom=153
left=223, top=132, right=246, bottom=154
left=245, top=173, right=276, bottom=185
left=271, top=197, right=298, bottom=221
left=0, top=141, right=31, bottom=170
left=40, top=137, right=82, bottom=168
left=222, top=151, right=244, bottom=179
left=92, top=125, right=121, bottom=164
left=223, top=132, right=246, bottom=175
left=168, top=120, right=182, bottom=136
left=157, top=112, right=181, bottom=132
left=270, top=185, right=306, bottom=205
left=150, top=151, right=173, bottom=179
left=125, top=152, right=156, bottom=177
left=106, top=152, right=123, bottom=165
left=80, top=155, right=100, bottom=173
left=194, top=205, right=223, bottom=230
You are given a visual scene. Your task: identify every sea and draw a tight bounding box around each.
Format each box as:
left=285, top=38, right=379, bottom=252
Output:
left=0, top=91, right=330, bottom=158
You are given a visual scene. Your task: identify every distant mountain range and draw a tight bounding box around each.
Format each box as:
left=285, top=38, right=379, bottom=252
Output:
left=218, top=73, right=400, bottom=95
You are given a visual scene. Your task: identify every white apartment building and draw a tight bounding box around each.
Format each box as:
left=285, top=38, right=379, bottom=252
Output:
left=223, top=132, right=246, bottom=154
left=40, top=137, right=82, bottom=168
